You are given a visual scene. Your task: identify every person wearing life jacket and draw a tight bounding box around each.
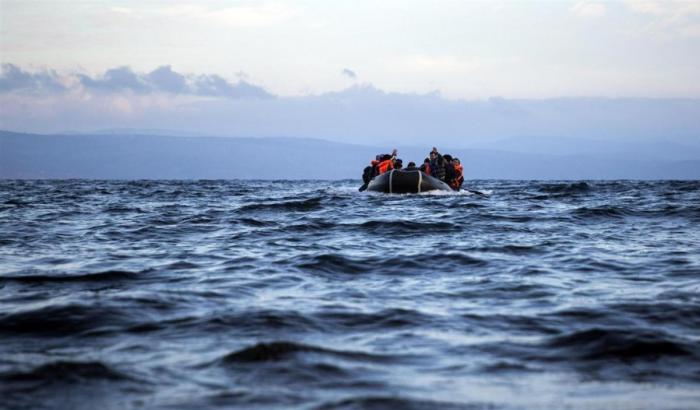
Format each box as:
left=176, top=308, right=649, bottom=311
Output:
left=377, top=155, right=393, bottom=174
left=377, top=148, right=397, bottom=175
left=452, top=158, right=465, bottom=190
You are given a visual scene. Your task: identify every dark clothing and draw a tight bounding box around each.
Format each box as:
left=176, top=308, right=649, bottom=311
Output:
left=444, top=161, right=456, bottom=185
left=360, top=164, right=379, bottom=192
left=430, top=155, right=446, bottom=181
left=405, top=165, right=419, bottom=171
left=362, top=166, right=373, bottom=184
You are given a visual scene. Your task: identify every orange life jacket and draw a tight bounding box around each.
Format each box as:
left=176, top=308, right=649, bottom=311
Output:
left=452, top=164, right=464, bottom=189
left=377, top=159, right=394, bottom=174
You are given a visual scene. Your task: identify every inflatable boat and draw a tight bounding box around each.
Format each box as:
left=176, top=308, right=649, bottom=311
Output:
left=365, top=169, right=453, bottom=193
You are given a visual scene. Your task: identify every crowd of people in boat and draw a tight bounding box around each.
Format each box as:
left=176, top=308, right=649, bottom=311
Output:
left=361, top=147, right=464, bottom=190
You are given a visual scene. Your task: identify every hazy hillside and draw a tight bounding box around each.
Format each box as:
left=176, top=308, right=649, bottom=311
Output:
left=1, top=130, right=698, bottom=180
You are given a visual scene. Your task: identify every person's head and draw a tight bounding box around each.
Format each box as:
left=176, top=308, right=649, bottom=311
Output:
left=407, top=161, right=416, bottom=168
left=395, top=159, right=403, bottom=169
left=443, top=154, right=453, bottom=162
left=429, top=151, right=437, bottom=160
left=424, top=157, right=430, bottom=164
left=454, top=158, right=460, bottom=165
left=382, top=154, right=392, bottom=161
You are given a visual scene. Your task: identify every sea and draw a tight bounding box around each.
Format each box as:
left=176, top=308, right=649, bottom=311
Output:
left=1, top=179, right=699, bottom=410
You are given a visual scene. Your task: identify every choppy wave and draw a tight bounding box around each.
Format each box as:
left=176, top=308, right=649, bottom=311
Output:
left=0, top=303, right=140, bottom=336
left=1, top=179, right=699, bottom=409
left=2, top=361, right=131, bottom=383
left=544, top=327, right=694, bottom=362
left=315, top=396, right=487, bottom=410
left=238, top=197, right=323, bottom=212
left=1, top=270, right=142, bottom=283
left=221, top=341, right=395, bottom=364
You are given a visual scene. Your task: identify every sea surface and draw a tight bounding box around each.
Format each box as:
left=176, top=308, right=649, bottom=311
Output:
left=1, top=180, right=699, bottom=410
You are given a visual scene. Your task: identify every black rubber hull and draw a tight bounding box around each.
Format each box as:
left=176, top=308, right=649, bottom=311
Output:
left=366, top=170, right=453, bottom=193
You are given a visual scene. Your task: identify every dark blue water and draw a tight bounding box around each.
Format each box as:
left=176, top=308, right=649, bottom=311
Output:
left=1, top=180, right=699, bottom=409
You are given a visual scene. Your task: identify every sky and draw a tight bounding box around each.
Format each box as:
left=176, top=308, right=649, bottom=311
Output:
left=1, top=0, right=699, bottom=146
left=2, top=0, right=700, bottom=99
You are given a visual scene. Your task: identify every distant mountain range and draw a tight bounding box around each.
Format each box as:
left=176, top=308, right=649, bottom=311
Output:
left=1, top=130, right=698, bottom=179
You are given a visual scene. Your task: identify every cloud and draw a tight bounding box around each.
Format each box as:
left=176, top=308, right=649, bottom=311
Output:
left=78, top=66, right=150, bottom=93
left=191, top=74, right=273, bottom=99
left=622, top=0, right=700, bottom=16
left=622, top=0, right=700, bottom=38
left=572, top=2, right=607, bottom=18
left=341, top=68, right=357, bottom=79
left=110, top=7, right=133, bottom=15
left=0, top=64, right=66, bottom=93
left=146, top=66, right=188, bottom=93
left=397, top=55, right=485, bottom=76
left=154, top=4, right=296, bottom=28
left=1, top=64, right=274, bottom=99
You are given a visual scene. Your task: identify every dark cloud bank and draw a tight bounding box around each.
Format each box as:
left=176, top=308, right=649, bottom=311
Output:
left=1, top=64, right=700, bottom=179
left=1, top=64, right=273, bottom=99
left=0, top=64, right=66, bottom=93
